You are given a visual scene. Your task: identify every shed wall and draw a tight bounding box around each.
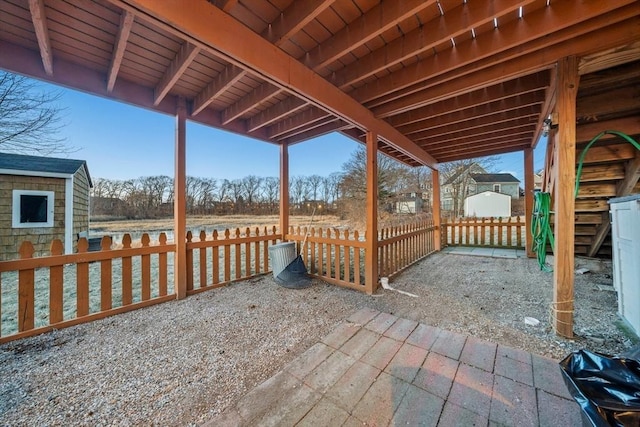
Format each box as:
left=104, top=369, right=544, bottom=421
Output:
left=73, top=167, right=90, bottom=250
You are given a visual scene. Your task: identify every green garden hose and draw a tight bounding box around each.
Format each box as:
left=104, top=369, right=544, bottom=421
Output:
left=531, top=130, right=640, bottom=271
left=531, top=191, right=554, bottom=272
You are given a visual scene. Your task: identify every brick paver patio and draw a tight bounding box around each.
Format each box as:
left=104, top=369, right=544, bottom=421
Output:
left=204, top=308, right=582, bottom=426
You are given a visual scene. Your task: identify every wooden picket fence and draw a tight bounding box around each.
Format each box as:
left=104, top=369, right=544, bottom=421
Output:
left=0, top=234, right=176, bottom=343
left=378, top=220, right=437, bottom=278
left=0, top=220, right=440, bottom=343
left=185, top=226, right=281, bottom=294
left=443, top=217, right=525, bottom=248
left=287, top=226, right=367, bottom=291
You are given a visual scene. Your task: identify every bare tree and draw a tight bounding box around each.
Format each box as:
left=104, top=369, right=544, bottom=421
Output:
left=439, top=157, right=499, bottom=216
left=0, top=71, right=69, bottom=155
left=262, top=177, right=279, bottom=214
left=242, top=175, right=263, bottom=211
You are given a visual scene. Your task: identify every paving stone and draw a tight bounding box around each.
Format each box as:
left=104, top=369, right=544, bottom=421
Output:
left=365, top=312, right=398, bottom=334
left=460, top=336, right=497, bottom=372
left=413, top=352, right=459, bottom=399
left=494, top=353, right=533, bottom=386
left=285, top=342, right=334, bottom=380
left=497, top=344, right=531, bottom=365
left=326, top=361, right=381, bottom=411
left=252, top=382, right=322, bottom=427
left=340, top=328, right=380, bottom=359
left=431, top=329, right=467, bottom=360
left=448, top=364, right=494, bottom=418
left=383, top=317, right=418, bottom=341
left=348, top=307, right=379, bottom=325
left=296, top=397, right=350, bottom=427
left=384, top=342, right=429, bottom=383
left=352, top=371, right=410, bottom=427
left=391, top=384, right=445, bottom=426
left=341, top=415, right=367, bottom=427
left=360, top=335, right=402, bottom=370
left=235, top=370, right=321, bottom=426
left=532, top=354, right=573, bottom=400
left=537, top=389, right=583, bottom=427
left=490, top=375, right=538, bottom=426
left=322, top=322, right=361, bottom=349
left=406, top=323, right=440, bottom=350
left=438, top=401, right=489, bottom=427
left=304, top=350, right=356, bottom=394
left=201, top=407, right=243, bottom=427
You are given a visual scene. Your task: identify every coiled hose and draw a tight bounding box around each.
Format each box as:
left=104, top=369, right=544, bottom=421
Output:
left=531, top=130, right=639, bottom=271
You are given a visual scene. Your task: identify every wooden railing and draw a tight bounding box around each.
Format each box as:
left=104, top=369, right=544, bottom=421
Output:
left=443, top=217, right=525, bottom=248
left=185, top=226, right=282, bottom=294
left=378, top=221, right=437, bottom=278
left=286, top=226, right=366, bottom=292
left=0, top=234, right=175, bottom=343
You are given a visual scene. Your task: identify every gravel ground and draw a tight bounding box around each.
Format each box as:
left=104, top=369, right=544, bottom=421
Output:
left=1, top=252, right=635, bottom=426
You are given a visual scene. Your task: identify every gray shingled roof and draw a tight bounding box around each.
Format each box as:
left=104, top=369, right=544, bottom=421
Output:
left=0, top=152, right=92, bottom=186
left=471, top=173, right=520, bottom=183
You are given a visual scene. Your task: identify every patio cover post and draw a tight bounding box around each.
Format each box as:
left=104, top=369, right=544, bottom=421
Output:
left=174, top=97, right=187, bottom=299
left=524, top=147, right=535, bottom=258
left=279, top=142, right=289, bottom=240
left=431, top=169, right=442, bottom=251
left=365, top=131, right=378, bottom=294
left=552, top=56, right=578, bottom=338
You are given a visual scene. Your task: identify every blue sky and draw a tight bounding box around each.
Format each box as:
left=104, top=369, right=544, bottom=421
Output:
left=51, top=83, right=547, bottom=182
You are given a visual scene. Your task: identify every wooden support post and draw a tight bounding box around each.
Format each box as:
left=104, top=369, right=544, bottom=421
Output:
left=524, top=147, right=535, bottom=258
left=365, top=131, right=379, bottom=295
left=553, top=56, right=579, bottom=338
left=279, top=142, right=289, bottom=240
left=174, top=97, right=187, bottom=299
left=431, top=169, right=442, bottom=251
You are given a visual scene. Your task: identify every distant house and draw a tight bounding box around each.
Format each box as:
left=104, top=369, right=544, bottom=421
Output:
left=394, top=186, right=429, bottom=214
left=0, top=153, right=92, bottom=260
left=464, top=191, right=511, bottom=217
left=440, top=163, right=488, bottom=213
left=469, top=173, right=521, bottom=199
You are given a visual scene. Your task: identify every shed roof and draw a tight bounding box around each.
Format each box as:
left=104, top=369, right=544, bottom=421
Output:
left=0, top=152, right=93, bottom=187
left=0, top=1, right=637, bottom=168
left=471, top=173, right=520, bottom=183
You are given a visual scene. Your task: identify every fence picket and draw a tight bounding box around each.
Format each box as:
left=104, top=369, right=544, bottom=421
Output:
left=199, top=231, right=207, bottom=288
left=141, top=234, right=151, bottom=300
left=100, top=236, right=113, bottom=311
left=49, top=240, right=64, bottom=324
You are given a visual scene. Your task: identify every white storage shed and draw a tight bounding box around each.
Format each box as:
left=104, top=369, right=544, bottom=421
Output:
left=463, top=191, right=511, bottom=218
left=610, top=194, right=640, bottom=337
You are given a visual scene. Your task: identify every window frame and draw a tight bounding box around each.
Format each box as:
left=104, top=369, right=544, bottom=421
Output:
left=12, top=189, right=55, bottom=228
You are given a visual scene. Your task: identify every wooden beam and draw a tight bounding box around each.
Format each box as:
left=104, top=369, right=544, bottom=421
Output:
left=354, top=1, right=636, bottom=107
left=154, top=42, right=200, bottom=106
left=577, top=116, right=640, bottom=143
left=307, top=0, right=436, bottom=70
left=119, top=0, right=438, bottom=168
left=217, top=0, right=238, bottom=12
left=0, top=39, right=269, bottom=143
left=267, top=107, right=331, bottom=139
left=174, top=97, right=187, bottom=299
left=274, top=116, right=338, bottom=142
left=192, top=64, right=245, bottom=116
left=579, top=39, right=640, bottom=75
left=427, top=134, right=534, bottom=156
left=247, top=96, right=307, bottom=133
left=531, top=70, right=557, bottom=149
left=552, top=56, right=579, bottom=338
left=280, top=119, right=349, bottom=145
left=279, top=143, right=289, bottom=239
left=436, top=143, right=531, bottom=163
left=334, top=0, right=535, bottom=89
left=587, top=151, right=640, bottom=257
left=221, top=82, right=281, bottom=125
left=388, top=73, right=550, bottom=127
left=28, top=0, right=53, bottom=75
left=263, top=0, right=335, bottom=46
left=524, top=148, right=535, bottom=258
left=365, top=131, right=378, bottom=294
left=107, top=10, right=134, bottom=92
left=401, top=96, right=544, bottom=137
left=431, top=169, right=442, bottom=251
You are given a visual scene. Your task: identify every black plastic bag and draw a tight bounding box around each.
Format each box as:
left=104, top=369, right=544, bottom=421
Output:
left=559, top=349, right=640, bottom=427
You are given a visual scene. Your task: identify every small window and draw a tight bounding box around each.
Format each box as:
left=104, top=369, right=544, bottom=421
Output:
left=12, top=190, right=55, bottom=228
left=493, top=184, right=501, bottom=193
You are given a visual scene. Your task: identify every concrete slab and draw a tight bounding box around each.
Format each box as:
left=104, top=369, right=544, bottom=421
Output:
left=203, top=309, right=583, bottom=426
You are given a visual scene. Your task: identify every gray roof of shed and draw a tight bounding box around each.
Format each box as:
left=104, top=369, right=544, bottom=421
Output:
left=471, top=173, right=520, bottom=183
left=0, top=152, right=92, bottom=186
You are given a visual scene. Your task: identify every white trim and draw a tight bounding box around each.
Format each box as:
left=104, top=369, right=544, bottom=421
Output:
left=12, top=189, right=55, bottom=228
left=65, top=177, right=74, bottom=254
left=0, top=168, right=74, bottom=180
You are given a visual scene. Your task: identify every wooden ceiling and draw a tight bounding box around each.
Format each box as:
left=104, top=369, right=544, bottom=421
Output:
left=0, top=0, right=638, bottom=168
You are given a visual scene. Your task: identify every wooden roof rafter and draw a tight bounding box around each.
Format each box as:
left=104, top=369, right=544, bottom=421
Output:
left=107, top=10, right=134, bottom=92
left=27, top=0, right=52, bottom=75
left=154, top=41, right=200, bottom=106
